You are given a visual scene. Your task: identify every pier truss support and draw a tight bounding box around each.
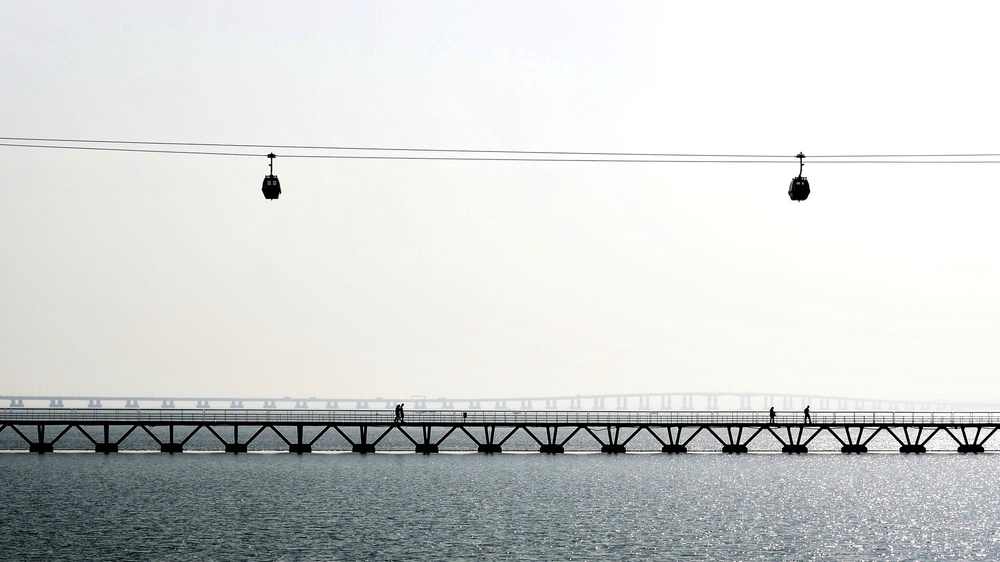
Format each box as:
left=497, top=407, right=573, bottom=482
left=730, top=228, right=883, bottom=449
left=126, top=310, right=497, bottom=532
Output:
left=765, top=425, right=824, bottom=454
left=705, top=426, right=765, bottom=454
left=646, top=426, right=702, bottom=453
left=331, top=425, right=389, bottom=453
left=583, top=425, right=643, bottom=454
left=885, top=426, right=940, bottom=454
left=458, top=425, right=519, bottom=453
left=75, top=424, right=139, bottom=454
left=825, top=426, right=881, bottom=453
left=522, top=425, right=583, bottom=453
left=139, top=425, right=201, bottom=453
left=395, top=424, right=460, bottom=454
left=941, top=426, right=999, bottom=454
left=14, top=410, right=1000, bottom=454
left=269, top=425, right=331, bottom=454
left=7, top=424, right=71, bottom=453
left=204, top=424, right=268, bottom=454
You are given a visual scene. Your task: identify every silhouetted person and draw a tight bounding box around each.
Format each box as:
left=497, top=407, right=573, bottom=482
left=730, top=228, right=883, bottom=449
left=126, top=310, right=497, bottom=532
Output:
left=394, top=404, right=401, bottom=423
left=803, top=405, right=811, bottom=424
left=769, top=407, right=776, bottom=425
left=399, top=403, right=405, bottom=422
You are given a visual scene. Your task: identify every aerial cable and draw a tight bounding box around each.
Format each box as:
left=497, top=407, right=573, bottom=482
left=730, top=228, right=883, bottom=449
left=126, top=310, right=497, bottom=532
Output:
left=0, top=142, right=801, bottom=162
left=8, top=137, right=1000, bottom=203
left=6, top=137, right=1000, bottom=162
left=0, top=136, right=791, bottom=159
left=0, top=142, right=259, bottom=158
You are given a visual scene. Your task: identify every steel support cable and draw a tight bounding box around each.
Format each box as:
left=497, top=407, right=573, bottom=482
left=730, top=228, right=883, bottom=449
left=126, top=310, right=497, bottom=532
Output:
left=5, top=140, right=1000, bottom=164
left=0, top=136, right=791, bottom=159
left=0, top=142, right=259, bottom=158
left=0, top=142, right=795, bottom=162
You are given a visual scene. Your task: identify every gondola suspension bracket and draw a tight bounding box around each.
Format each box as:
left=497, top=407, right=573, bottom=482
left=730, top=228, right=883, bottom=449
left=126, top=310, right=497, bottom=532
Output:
left=788, top=152, right=810, bottom=201
left=262, top=152, right=281, bottom=200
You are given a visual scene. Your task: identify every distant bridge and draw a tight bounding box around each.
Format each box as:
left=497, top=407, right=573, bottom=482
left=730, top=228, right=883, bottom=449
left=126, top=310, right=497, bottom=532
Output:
left=2, top=408, right=999, bottom=454
left=1, top=392, right=995, bottom=412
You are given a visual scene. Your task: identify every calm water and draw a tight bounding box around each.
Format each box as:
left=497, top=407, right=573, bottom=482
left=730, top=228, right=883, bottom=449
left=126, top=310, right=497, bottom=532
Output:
left=2, top=452, right=999, bottom=561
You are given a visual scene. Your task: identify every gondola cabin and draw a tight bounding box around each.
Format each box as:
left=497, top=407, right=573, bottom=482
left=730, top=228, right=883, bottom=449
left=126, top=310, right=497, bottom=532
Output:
left=788, top=176, right=809, bottom=201
left=262, top=152, right=280, bottom=200
left=262, top=174, right=281, bottom=200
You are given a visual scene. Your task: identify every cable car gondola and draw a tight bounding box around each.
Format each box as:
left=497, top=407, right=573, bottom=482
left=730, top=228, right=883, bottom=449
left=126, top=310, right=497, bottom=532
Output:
left=262, top=152, right=281, bottom=200
left=788, top=152, right=809, bottom=201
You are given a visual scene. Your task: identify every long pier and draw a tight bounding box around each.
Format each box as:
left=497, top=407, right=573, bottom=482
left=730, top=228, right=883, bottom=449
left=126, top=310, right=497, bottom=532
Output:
left=4, top=393, right=994, bottom=411
left=2, top=409, right=1000, bottom=454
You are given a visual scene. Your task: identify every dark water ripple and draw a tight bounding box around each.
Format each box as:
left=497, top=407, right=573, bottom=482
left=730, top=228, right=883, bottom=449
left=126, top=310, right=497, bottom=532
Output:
left=2, top=453, right=1000, bottom=561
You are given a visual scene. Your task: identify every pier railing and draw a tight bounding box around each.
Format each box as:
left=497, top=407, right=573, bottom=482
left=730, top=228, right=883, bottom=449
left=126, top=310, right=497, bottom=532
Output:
left=4, top=408, right=1000, bottom=426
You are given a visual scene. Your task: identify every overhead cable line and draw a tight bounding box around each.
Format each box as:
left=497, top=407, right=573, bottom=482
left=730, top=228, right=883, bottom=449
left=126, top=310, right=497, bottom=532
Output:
left=0, top=142, right=260, bottom=158
left=6, top=139, right=1000, bottom=164
left=0, top=136, right=790, bottom=159
left=8, top=137, right=1000, bottom=203
left=0, top=141, right=798, bottom=162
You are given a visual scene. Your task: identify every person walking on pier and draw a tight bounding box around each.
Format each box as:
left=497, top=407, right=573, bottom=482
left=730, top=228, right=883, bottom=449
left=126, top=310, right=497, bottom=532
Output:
left=803, top=405, right=811, bottom=424
left=399, top=403, right=405, bottom=423
left=394, top=404, right=401, bottom=423
left=769, top=407, right=776, bottom=425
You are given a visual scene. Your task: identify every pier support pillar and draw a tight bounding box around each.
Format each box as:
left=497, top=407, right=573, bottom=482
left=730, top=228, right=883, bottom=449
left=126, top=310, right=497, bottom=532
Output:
left=161, top=425, right=182, bottom=453
left=477, top=425, right=502, bottom=454
left=415, top=426, right=439, bottom=454
left=225, top=425, right=247, bottom=453
left=539, top=444, right=564, bottom=454
left=841, top=445, right=868, bottom=454
left=899, top=444, right=926, bottom=454
left=96, top=425, right=117, bottom=454
left=289, top=426, right=312, bottom=453
left=601, top=444, right=626, bottom=454
left=781, top=444, right=808, bottom=454
left=722, top=444, right=748, bottom=454
left=31, top=425, right=53, bottom=453
left=958, top=444, right=985, bottom=454
left=661, top=445, right=687, bottom=454
left=352, top=425, right=375, bottom=453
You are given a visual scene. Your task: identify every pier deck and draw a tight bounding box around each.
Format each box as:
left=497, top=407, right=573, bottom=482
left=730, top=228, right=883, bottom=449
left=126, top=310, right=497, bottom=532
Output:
left=2, top=409, right=998, bottom=454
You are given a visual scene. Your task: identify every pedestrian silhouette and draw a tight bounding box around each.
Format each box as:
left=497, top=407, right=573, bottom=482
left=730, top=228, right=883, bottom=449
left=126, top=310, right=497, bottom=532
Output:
left=804, top=405, right=811, bottom=424
left=769, top=407, right=776, bottom=425
left=399, top=403, right=405, bottom=422
left=394, top=404, right=401, bottom=423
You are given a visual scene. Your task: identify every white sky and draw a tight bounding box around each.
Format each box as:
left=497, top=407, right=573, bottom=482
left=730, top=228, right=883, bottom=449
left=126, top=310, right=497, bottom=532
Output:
left=2, top=2, right=999, bottom=402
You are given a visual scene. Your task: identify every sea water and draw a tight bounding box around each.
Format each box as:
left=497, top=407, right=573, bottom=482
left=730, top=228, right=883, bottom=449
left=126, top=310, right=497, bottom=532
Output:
left=2, top=452, right=1000, bottom=561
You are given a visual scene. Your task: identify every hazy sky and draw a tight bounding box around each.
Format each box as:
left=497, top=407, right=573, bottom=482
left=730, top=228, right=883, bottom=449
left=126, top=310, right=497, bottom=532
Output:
left=2, top=3, right=999, bottom=402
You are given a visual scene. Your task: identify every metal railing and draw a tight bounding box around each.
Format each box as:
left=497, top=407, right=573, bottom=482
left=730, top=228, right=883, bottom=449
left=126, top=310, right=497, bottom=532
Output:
left=4, top=409, right=1000, bottom=426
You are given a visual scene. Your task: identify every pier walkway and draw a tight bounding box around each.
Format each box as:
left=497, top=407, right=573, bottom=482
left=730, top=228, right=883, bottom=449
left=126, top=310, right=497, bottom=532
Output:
left=2, top=409, right=998, bottom=454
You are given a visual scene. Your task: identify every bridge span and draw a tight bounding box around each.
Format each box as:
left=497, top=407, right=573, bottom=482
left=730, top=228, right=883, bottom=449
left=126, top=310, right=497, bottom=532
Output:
left=3, top=393, right=995, bottom=412
left=2, top=409, right=999, bottom=455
